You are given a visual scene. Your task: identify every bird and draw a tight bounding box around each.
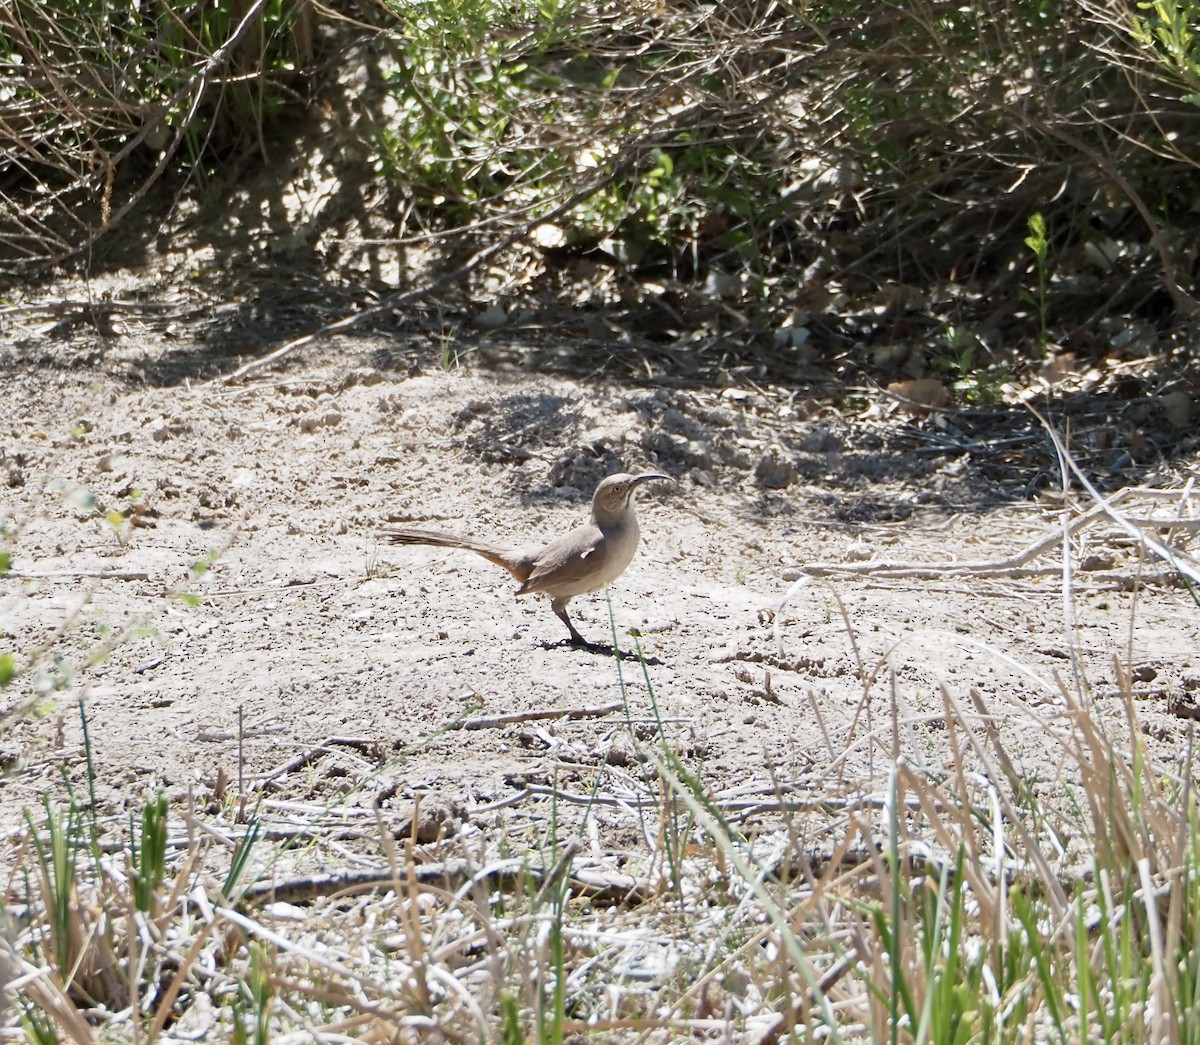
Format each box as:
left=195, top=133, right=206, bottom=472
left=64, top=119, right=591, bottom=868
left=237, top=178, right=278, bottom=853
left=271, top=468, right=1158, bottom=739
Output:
left=382, top=471, right=671, bottom=646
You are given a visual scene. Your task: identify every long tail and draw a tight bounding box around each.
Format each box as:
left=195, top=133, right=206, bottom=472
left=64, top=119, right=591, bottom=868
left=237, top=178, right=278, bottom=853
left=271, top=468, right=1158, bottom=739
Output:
left=382, top=527, right=527, bottom=581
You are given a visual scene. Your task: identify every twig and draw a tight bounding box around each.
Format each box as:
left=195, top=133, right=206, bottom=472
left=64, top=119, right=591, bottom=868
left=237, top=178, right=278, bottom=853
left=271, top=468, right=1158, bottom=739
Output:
left=239, top=854, right=649, bottom=906
left=53, top=0, right=284, bottom=266
left=218, top=152, right=640, bottom=383
left=795, top=488, right=1196, bottom=581
left=453, top=702, right=623, bottom=730
left=218, top=83, right=751, bottom=384
left=1030, top=409, right=1200, bottom=588
left=196, top=720, right=286, bottom=742
left=1031, top=116, right=1199, bottom=316
left=257, top=736, right=380, bottom=783
left=470, top=784, right=656, bottom=815
left=0, top=299, right=182, bottom=317
left=7, top=569, right=152, bottom=581
left=199, top=579, right=346, bottom=597
left=237, top=704, right=244, bottom=797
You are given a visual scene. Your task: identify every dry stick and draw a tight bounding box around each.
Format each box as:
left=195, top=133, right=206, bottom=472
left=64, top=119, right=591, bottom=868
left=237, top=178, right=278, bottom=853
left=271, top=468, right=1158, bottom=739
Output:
left=469, top=785, right=657, bottom=814
left=219, top=151, right=640, bottom=384
left=237, top=703, right=245, bottom=797
left=0, top=299, right=180, bottom=315
left=795, top=499, right=1198, bottom=583
left=256, top=736, right=378, bottom=783
left=470, top=781, right=933, bottom=821
left=218, top=83, right=743, bottom=384
left=8, top=961, right=96, bottom=1045
left=1032, top=116, right=1199, bottom=317
left=797, top=493, right=1134, bottom=579
left=145, top=919, right=220, bottom=1041
left=49, top=0, right=281, bottom=265
left=6, top=569, right=152, bottom=581
left=1125, top=517, right=1200, bottom=532
left=863, top=568, right=1182, bottom=587
left=201, top=579, right=347, bottom=598
left=452, top=701, right=623, bottom=730
left=1045, top=418, right=1085, bottom=696
left=196, top=723, right=286, bottom=742
left=170, top=820, right=367, bottom=851
left=240, top=855, right=648, bottom=906
left=1030, top=408, right=1200, bottom=589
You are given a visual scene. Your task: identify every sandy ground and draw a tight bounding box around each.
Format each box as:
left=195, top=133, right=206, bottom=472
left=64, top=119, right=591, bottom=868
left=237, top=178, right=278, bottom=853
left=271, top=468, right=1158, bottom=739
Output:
left=3, top=335, right=1199, bottom=869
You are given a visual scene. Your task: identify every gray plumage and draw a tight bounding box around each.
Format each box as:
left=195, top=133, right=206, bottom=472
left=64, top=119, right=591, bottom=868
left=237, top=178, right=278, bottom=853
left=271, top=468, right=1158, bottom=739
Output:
left=383, top=472, right=670, bottom=645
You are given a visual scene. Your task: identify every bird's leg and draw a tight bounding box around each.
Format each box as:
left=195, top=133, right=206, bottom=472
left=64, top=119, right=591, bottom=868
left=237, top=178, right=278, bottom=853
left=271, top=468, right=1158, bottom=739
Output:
left=551, top=597, right=588, bottom=646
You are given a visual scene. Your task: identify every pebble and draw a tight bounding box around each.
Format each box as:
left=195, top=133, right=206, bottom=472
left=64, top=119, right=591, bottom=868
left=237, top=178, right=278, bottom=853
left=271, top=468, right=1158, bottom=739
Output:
left=754, top=445, right=796, bottom=489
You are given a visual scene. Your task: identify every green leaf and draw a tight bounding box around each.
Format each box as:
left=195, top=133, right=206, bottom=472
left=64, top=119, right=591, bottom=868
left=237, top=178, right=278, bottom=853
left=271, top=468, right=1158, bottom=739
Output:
left=0, top=652, right=15, bottom=688
left=1025, top=211, right=1048, bottom=259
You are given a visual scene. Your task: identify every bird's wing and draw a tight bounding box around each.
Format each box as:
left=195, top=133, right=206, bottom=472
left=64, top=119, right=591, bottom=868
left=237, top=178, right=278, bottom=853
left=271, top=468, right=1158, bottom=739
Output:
left=516, top=523, right=606, bottom=597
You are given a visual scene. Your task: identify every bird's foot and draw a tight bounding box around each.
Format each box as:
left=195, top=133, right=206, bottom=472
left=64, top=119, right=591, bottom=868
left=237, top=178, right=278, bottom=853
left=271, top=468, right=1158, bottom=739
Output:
left=539, top=634, right=611, bottom=654
left=536, top=632, right=611, bottom=653
left=542, top=635, right=660, bottom=663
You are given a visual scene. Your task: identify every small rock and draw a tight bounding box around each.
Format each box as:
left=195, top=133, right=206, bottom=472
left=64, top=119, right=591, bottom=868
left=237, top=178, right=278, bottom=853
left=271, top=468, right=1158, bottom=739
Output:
left=341, top=367, right=384, bottom=389
left=396, top=795, right=462, bottom=843
left=754, top=446, right=796, bottom=489
left=1160, top=390, right=1191, bottom=429
left=474, top=304, right=508, bottom=330
left=602, top=743, right=635, bottom=768
left=798, top=426, right=842, bottom=453
left=704, top=268, right=740, bottom=299
left=774, top=324, right=812, bottom=351
left=264, top=902, right=309, bottom=921
left=872, top=343, right=910, bottom=368
left=532, top=223, right=567, bottom=249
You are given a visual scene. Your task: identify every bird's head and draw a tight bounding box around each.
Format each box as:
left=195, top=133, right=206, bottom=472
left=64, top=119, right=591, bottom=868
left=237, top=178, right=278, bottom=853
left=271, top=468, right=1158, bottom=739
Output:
left=591, top=471, right=672, bottom=518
